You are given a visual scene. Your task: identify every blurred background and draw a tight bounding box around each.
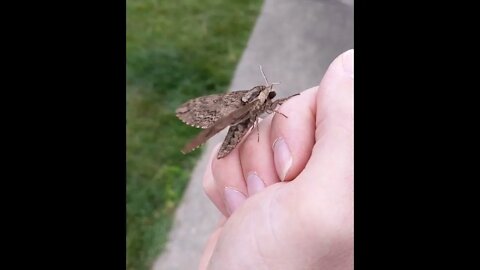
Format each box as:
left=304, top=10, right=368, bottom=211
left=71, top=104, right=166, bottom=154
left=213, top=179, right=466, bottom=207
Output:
left=127, top=0, right=353, bottom=269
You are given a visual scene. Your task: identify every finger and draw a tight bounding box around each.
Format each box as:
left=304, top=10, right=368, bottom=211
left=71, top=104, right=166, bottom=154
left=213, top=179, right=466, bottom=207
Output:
left=238, top=116, right=280, bottom=196
left=202, top=143, right=229, bottom=217
left=269, top=86, right=318, bottom=181
left=211, top=140, right=247, bottom=216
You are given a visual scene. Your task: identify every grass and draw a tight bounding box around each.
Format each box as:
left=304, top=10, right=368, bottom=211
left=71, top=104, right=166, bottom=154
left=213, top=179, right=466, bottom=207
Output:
left=126, top=0, right=263, bottom=269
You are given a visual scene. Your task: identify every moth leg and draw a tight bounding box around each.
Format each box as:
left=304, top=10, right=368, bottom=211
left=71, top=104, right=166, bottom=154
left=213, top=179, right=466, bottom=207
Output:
left=268, top=93, right=300, bottom=118
left=250, top=116, right=260, bottom=142
left=266, top=104, right=288, bottom=118
left=272, top=93, right=300, bottom=106
left=255, top=117, right=260, bottom=142
left=274, top=110, right=288, bottom=118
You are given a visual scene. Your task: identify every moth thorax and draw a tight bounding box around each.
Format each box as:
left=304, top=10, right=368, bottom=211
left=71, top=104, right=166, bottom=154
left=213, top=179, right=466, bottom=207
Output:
left=257, top=90, right=268, bottom=103
left=242, top=85, right=267, bottom=103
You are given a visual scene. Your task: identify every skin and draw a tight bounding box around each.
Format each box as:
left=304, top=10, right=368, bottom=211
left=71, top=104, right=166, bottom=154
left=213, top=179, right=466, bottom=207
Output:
left=200, top=49, right=354, bottom=270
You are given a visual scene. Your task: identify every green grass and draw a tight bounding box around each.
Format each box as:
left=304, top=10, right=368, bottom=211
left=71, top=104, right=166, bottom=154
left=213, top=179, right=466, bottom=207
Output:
left=127, top=0, right=263, bottom=269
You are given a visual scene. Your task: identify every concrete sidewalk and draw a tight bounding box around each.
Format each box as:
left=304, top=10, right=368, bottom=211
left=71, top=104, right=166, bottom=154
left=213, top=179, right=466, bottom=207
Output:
left=153, top=0, right=353, bottom=269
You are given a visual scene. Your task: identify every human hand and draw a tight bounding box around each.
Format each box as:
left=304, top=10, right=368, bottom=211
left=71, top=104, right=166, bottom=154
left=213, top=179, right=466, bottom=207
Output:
left=199, top=49, right=354, bottom=270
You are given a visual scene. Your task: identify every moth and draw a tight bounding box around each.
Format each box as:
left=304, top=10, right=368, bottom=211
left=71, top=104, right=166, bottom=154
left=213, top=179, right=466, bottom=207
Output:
left=176, top=66, right=299, bottom=159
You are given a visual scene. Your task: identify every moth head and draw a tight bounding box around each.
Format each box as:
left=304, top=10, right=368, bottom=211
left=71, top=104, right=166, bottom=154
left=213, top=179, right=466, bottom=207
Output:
left=268, top=91, right=276, bottom=99
left=266, top=82, right=280, bottom=99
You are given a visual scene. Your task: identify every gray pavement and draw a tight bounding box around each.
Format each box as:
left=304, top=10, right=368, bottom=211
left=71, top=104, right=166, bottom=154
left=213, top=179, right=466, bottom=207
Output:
left=153, top=0, right=353, bottom=269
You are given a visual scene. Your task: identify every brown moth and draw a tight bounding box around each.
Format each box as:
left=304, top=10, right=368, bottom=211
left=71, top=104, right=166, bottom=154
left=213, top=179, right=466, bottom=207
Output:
left=176, top=66, right=299, bottom=159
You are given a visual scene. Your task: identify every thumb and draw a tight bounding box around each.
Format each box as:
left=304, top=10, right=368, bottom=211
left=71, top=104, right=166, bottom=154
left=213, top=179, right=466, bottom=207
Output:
left=302, top=49, right=353, bottom=187
left=267, top=50, right=353, bottom=263
left=293, top=49, right=354, bottom=248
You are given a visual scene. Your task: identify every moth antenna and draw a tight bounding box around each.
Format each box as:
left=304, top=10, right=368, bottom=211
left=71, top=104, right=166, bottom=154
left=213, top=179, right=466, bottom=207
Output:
left=259, top=65, right=270, bottom=85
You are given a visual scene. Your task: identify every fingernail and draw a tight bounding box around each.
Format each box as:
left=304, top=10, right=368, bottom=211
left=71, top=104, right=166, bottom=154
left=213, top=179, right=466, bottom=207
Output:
left=224, top=187, right=246, bottom=215
left=342, top=49, right=354, bottom=79
left=247, top=172, right=265, bottom=196
left=273, top=137, right=292, bottom=181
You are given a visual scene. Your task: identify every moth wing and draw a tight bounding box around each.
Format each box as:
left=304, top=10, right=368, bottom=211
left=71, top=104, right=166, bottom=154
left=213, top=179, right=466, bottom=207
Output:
left=175, top=90, right=250, bottom=129
left=217, top=118, right=255, bottom=159
left=181, top=101, right=257, bottom=154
